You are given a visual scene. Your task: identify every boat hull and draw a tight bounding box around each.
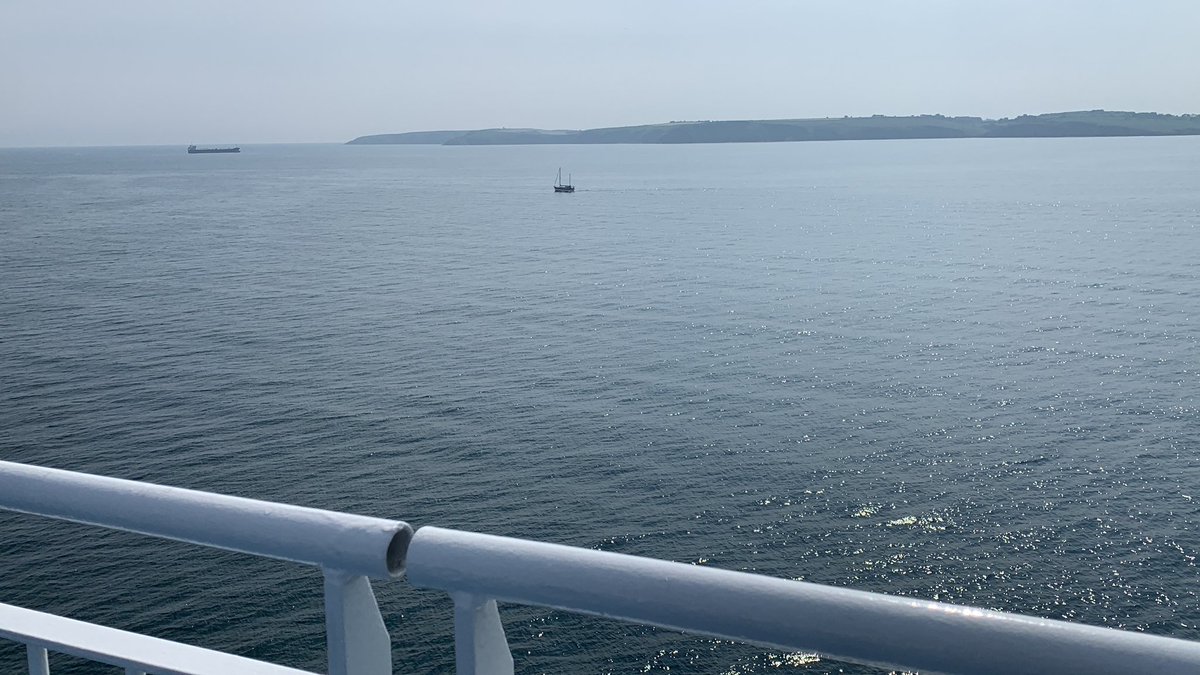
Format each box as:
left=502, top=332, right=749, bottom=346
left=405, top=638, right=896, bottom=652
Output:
left=187, top=146, right=240, bottom=154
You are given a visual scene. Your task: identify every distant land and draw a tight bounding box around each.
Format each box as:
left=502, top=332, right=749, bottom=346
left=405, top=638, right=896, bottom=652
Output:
left=347, top=110, right=1200, bottom=146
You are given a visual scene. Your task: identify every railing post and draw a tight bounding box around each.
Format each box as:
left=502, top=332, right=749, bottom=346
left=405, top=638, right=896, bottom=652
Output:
left=452, top=594, right=513, bottom=675
left=324, top=570, right=391, bottom=675
left=26, top=644, right=49, bottom=675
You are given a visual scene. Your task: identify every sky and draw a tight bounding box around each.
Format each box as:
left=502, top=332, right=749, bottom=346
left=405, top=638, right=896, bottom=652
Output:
left=3, top=0, right=1199, bottom=147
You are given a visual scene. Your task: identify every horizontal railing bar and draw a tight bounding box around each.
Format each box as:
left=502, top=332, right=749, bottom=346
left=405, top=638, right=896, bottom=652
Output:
left=0, top=461, right=411, bottom=579
left=406, top=526, right=1200, bottom=675
left=0, top=602, right=316, bottom=675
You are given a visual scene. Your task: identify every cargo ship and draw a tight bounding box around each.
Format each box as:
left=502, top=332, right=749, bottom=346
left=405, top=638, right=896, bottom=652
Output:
left=187, top=144, right=241, bottom=154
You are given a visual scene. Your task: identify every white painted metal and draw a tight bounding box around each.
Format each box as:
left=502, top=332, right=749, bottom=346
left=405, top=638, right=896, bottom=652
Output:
left=0, top=460, right=407, bottom=674
left=323, top=571, right=392, bottom=675
left=451, top=594, right=513, bottom=675
left=0, top=460, right=411, bottom=579
left=26, top=644, right=49, bottom=675
left=0, top=603, right=316, bottom=675
left=407, top=526, right=1200, bottom=675
left=8, top=460, right=1200, bottom=675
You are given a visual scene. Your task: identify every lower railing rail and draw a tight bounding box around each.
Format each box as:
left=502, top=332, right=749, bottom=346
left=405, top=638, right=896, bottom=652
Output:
left=5, top=460, right=1200, bottom=674
left=0, top=602, right=316, bottom=675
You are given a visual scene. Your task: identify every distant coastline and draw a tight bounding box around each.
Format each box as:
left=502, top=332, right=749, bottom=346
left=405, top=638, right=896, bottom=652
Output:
left=347, top=110, right=1200, bottom=146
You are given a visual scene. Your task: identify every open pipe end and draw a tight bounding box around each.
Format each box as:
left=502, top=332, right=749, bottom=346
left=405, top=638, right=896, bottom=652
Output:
left=385, top=523, right=414, bottom=577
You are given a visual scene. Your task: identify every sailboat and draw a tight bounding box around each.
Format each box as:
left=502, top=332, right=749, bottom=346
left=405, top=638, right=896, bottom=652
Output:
left=554, top=168, right=575, bottom=193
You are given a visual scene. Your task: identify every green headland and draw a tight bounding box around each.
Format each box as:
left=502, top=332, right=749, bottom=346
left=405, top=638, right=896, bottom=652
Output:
left=347, top=110, right=1200, bottom=146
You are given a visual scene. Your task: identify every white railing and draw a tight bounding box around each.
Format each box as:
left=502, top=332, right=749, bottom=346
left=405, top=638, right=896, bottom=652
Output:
left=4, top=460, right=1200, bottom=674
left=406, top=527, right=1200, bottom=674
left=0, top=602, right=316, bottom=675
left=0, top=460, right=409, bottom=675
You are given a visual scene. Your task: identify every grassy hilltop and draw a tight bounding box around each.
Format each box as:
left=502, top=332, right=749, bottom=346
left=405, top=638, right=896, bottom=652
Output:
left=347, top=110, right=1200, bottom=145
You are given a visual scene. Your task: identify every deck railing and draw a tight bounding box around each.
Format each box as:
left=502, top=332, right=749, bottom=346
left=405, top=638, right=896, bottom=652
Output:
left=0, top=461, right=407, bottom=675
left=3, top=459, right=1200, bottom=674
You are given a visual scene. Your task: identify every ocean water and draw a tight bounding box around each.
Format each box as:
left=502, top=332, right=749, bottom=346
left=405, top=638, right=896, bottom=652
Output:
left=1, top=137, right=1198, bottom=673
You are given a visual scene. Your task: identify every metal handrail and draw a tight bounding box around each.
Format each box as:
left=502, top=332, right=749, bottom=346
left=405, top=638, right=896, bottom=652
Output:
left=1, top=602, right=317, bottom=675
left=0, top=460, right=407, bottom=675
left=407, top=526, right=1200, bottom=675
left=6, top=460, right=1200, bottom=675
left=0, top=460, right=411, bottom=579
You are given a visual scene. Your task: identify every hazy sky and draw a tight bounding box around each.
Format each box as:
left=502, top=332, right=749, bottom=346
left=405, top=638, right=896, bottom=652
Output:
left=3, top=1, right=1198, bottom=147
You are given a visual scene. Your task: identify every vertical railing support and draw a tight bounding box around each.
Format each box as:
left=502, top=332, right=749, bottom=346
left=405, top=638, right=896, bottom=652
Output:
left=324, top=570, right=391, bottom=675
left=26, top=638, right=49, bottom=672
left=452, top=594, right=513, bottom=675
left=26, top=644, right=49, bottom=675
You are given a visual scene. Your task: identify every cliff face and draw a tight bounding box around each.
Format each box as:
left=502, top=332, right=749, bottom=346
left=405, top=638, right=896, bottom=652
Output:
left=347, top=111, right=1200, bottom=145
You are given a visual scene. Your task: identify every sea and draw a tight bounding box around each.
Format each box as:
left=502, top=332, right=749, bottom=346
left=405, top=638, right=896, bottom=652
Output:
left=1, top=137, right=1198, bottom=674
